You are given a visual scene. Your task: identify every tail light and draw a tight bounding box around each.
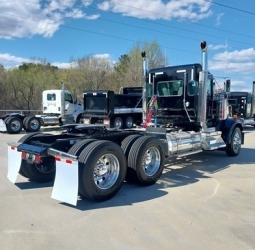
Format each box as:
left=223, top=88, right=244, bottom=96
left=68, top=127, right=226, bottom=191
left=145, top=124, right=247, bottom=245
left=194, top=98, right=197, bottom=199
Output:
left=21, top=152, right=41, bottom=163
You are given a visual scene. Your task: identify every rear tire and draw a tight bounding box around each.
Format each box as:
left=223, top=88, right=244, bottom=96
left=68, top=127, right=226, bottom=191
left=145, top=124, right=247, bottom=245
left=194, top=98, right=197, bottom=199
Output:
left=22, top=117, right=30, bottom=129
left=18, top=133, right=52, bottom=181
left=128, top=136, right=165, bottom=185
left=6, top=117, right=22, bottom=134
left=78, top=140, right=127, bottom=201
left=18, top=132, right=45, bottom=143
left=76, top=114, right=83, bottom=124
left=24, top=116, right=41, bottom=132
left=226, top=127, right=242, bottom=156
left=125, top=116, right=134, bottom=128
left=21, top=158, right=55, bottom=183
left=68, top=139, right=96, bottom=156
left=121, top=134, right=142, bottom=183
left=112, top=117, right=123, bottom=129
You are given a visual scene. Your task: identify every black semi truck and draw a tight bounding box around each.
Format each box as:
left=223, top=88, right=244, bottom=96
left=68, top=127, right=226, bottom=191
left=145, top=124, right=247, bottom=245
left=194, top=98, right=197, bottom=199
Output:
left=228, top=81, right=255, bottom=127
left=7, top=41, right=244, bottom=206
left=82, top=87, right=143, bottom=129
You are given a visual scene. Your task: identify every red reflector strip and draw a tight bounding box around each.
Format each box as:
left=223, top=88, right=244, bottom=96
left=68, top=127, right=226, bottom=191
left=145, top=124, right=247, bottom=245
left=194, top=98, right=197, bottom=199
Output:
left=55, top=157, right=61, bottom=161
left=35, top=155, right=41, bottom=163
left=11, top=146, right=16, bottom=150
left=21, top=152, right=26, bottom=159
left=54, top=157, right=73, bottom=164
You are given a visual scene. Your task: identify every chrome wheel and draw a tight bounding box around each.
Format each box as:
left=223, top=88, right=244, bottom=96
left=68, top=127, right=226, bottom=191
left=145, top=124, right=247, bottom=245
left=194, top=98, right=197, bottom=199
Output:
left=11, top=120, right=22, bottom=132
left=125, top=117, right=134, bottom=128
left=94, top=153, right=120, bottom=189
left=142, top=147, right=161, bottom=176
left=29, top=119, right=40, bottom=130
left=113, top=117, right=123, bottom=129
left=233, top=129, right=241, bottom=154
left=226, top=127, right=242, bottom=156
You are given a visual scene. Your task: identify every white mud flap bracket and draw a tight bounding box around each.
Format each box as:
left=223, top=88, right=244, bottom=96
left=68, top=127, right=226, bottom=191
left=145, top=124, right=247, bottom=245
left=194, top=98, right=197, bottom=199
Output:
left=7, top=143, right=22, bottom=183
left=48, top=148, right=79, bottom=206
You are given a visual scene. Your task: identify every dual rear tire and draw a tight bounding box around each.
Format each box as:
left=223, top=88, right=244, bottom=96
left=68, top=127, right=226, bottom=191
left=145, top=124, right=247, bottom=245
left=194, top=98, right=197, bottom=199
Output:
left=23, top=116, right=41, bottom=132
left=77, top=140, right=127, bottom=201
left=69, top=135, right=165, bottom=201
left=112, top=116, right=135, bottom=129
left=121, top=135, right=165, bottom=185
left=4, top=116, right=41, bottom=134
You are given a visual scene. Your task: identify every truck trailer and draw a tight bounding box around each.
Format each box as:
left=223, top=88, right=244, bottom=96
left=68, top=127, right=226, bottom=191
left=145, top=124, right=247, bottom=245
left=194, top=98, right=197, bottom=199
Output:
left=7, top=41, right=244, bottom=206
left=0, top=84, right=83, bottom=134
left=83, top=87, right=143, bottom=129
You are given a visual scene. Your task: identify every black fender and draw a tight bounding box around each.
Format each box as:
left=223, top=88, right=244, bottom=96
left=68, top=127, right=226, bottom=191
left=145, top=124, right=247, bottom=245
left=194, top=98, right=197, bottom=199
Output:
left=220, top=117, right=244, bottom=145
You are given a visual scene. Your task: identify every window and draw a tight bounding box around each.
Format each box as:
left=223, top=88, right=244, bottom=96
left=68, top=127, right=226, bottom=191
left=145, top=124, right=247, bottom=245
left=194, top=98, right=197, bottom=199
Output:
left=188, top=81, right=198, bottom=96
left=247, top=94, right=252, bottom=103
left=147, top=84, right=152, bottom=97
left=228, top=99, right=237, bottom=105
left=47, top=93, right=56, bottom=101
left=207, top=79, right=212, bottom=96
left=65, top=93, right=73, bottom=103
left=157, top=80, right=183, bottom=97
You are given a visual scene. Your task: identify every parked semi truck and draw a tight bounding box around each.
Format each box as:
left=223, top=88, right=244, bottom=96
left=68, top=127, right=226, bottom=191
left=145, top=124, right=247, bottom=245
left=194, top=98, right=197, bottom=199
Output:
left=83, top=87, right=142, bottom=129
left=228, top=81, right=255, bottom=127
left=7, top=41, right=244, bottom=206
left=0, top=84, right=83, bottom=134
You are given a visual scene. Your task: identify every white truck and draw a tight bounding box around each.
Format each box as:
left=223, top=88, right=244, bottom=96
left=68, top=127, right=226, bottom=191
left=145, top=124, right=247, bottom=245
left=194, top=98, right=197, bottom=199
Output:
left=0, top=84, right=83, bottom=134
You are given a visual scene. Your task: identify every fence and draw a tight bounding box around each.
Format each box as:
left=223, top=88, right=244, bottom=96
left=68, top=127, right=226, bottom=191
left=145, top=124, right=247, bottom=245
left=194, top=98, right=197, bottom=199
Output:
left=0, top=110, right=42, bottom=117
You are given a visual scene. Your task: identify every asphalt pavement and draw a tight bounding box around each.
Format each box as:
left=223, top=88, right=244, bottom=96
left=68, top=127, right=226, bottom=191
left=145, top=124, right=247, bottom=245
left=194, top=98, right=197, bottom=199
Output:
left=0, top=127, right=255, bottom=250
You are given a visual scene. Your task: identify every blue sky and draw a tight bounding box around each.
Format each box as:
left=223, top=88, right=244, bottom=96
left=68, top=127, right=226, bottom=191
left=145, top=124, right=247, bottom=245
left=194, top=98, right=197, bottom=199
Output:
left=0, top=0, right=254, bottom=92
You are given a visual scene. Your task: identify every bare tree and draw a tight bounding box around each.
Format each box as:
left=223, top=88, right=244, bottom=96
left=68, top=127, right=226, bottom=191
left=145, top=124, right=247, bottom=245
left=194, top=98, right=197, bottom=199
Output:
left=114, top=39, right=167, bottom=88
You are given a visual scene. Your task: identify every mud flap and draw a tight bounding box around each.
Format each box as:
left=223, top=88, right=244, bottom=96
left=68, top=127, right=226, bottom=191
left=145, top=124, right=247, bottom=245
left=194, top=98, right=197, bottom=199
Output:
left=51, top=157, right=78, bottom=206
left=7, top=145, right=22, bottom=183
left=0, top=119, right=7, bottom=132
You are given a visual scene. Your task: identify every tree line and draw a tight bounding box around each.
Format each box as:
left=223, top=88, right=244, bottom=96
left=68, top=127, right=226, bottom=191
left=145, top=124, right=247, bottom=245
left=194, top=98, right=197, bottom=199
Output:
left=0, top=40, right=167, bottom=114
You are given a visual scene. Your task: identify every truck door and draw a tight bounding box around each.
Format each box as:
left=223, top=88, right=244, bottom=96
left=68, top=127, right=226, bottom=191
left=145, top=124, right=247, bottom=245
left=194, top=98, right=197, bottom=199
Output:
left=186, top=80, right=198, bottom=110
left=246, top=94, right=252, bottom=118
left=64, top=92, right=76, bottom=115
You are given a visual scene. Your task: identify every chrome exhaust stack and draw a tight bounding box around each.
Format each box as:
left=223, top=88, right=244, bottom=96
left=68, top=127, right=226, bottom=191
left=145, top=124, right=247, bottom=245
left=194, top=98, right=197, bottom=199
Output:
left=141, top=51, right=148, bottom=122
left=197, top=41, right=208, bottom=132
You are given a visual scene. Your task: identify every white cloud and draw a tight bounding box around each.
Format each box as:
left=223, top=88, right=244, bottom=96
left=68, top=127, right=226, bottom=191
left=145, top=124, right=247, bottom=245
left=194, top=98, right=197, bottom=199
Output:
left=209, top=48, right=255, bottom=74
left=208, top=44, right=228, bottom=50
left=81, top=0, right=95, bottom=7
left=243, top=76, right=253, bottom=80
left=0, top=0, right=99, bottom=39
left=0, top=53, right=31, bottom=66
left=94, top=54, right=111, bottom=59
left=230, top=80, right=253, bottom=92
left=216, top=12, right=224, bottom=27
left=97, top=0, right=212, bottom=21
left=51, top=62, right=77, bottom=68
left=85, top=14, right=100, bottom=20
left=213, top=48, right=255, bottom=62
left=0, top=53, right=113, bottom=69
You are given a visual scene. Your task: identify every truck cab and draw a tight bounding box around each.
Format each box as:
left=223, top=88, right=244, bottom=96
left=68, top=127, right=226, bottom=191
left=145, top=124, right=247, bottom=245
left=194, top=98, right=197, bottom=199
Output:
left=40, top=86, right=83, bottom=125
left=43, top=90, right=79, bottom=116
left=228, top=91, right=255, bottom=127
left=146, top=64, right=228, bottom=131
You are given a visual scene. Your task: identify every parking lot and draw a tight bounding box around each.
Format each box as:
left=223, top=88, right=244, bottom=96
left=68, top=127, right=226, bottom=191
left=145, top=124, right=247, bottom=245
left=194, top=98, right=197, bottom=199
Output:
left=0, top=127, right=255, bottom=250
